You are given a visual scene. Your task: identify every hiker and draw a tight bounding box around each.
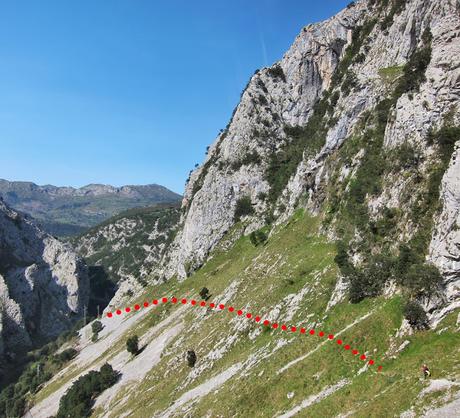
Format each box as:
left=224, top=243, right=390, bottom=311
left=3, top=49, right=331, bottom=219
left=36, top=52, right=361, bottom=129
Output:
left=186, top=350, right=197, bottom=368
left=421, top=363, right=431, bottom=379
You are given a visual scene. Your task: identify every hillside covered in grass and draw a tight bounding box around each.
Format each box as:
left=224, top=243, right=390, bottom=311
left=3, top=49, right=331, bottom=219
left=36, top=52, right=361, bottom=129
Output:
left=30, top=211, right=460, bottom=417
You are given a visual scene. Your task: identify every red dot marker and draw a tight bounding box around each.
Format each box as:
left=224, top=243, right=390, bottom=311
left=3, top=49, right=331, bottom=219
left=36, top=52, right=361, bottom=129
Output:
left=191, top=300, right=196, bottom=305
left=125, top=307, right=131, bottom=313
left=228, top=307, right=234, bottom=312
left=369, top=360, right=375, bottom=366
left=255, top=316, right=261, bottom=322
left=300, top=328, right=306, bottom=334
left=360, top=354, right=366, bottom=361
left=172, top=297, right=178, bottom=304
left=237, top=310, right=243, bottom=316
left=263, top=320, right=270, bottom=326
left=344, top=344, right=350, bottom=350
left=246, top=313, right=252, bottom=319
left=116, top=309, right=122, bottom=315
left=134, top=304, right=140, bottom=310
left=291, top=326, right=297, bottom=332
left=219, top=304, right=225, bottom=310
left=209, top=303, right=215, bottom=308
left=337, top=339, right=342, bottom=345
left=153, top=299, right=158, bottom=305
left=272, top=323, right=279, bottom=329
left=200, top=301, right=206, bottom=307
left=181, top=298, right=187, bottom=304
left=352, top=349, right=359, bottom=355
left=378, top=365, right=383, bottom=372
left=281, top=325, right=287, bottom=331
left=328, top=334, right=334, bottom=340
left=107, top=312, right=113, bottom=318
left=319, top=331, right=325, bottom=337
left=309, top=329, right=315, bottom=335
left=162, top=297, right=168, bottom=303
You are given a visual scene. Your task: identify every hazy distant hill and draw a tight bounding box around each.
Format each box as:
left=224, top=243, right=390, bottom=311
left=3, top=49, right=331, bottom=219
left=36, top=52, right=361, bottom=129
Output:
left=0, top=179, right=181, bottom=236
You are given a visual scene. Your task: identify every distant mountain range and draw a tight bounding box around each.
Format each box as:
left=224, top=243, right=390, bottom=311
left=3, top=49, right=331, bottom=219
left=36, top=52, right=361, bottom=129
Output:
left=0, top=179, right=181, bottom=236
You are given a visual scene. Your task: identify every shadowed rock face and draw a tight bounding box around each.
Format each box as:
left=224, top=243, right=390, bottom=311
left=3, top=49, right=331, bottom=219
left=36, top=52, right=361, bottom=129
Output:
left=0, top=200, right=89, bottom=356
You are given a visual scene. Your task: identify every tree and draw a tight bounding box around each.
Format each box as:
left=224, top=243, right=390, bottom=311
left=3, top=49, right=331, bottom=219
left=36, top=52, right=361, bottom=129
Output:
left=91, top=320, right=104, bottom=342
left=404, top=301, right=428, bottom=330
left=250, top=230, right=268, bottom=246
left=234, top=195, right=254, bottom=221
left=401, top=263, right=443, bottom=297
left=186, top=350, right=197, bottom=367
left=199, top=287, right=210, bottom=300
left=56, top=363, right=119, bottom=418
left=92, top=320, right=103, bottom=334
left=126, top=336, right=139, bottom=355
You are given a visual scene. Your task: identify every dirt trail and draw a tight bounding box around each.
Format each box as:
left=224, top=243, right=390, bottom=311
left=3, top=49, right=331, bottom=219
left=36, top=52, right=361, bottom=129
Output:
left=278, top=309, right=377, bottom=374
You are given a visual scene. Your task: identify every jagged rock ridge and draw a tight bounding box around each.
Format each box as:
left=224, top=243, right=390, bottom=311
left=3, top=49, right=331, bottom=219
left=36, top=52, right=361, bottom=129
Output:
left=0, top=179, right=181, bottom=237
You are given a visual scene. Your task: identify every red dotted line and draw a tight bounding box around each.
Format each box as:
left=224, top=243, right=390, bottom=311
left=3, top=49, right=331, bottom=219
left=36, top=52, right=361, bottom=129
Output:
left=106, top=297, right=383, bottom=372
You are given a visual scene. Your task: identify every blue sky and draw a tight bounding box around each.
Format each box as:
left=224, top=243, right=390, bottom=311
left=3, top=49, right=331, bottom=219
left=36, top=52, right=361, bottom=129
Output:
left=0, top=0, right=350, bottom=194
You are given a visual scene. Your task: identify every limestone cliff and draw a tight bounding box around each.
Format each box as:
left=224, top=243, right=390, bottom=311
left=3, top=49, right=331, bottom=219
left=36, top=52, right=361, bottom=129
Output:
left=0, top=200, right=89, bottom=357
left=166, top=0, right=460, bottom=324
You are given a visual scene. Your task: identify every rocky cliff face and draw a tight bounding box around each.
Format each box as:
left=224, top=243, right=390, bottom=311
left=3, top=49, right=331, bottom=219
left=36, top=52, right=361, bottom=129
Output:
left=73, top=205, right=180, bottom=310
left=167, top=0, right=460, bottom=323
left=0, top=200, right=89, bottom=357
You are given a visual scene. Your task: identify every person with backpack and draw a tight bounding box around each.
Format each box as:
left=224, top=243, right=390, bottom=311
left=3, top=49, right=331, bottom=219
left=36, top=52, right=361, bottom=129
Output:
left=421, top=363, right=431, bottom=379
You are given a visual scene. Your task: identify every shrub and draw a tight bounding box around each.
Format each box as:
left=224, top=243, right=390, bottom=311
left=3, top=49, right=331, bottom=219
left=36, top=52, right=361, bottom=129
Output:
left=199, top=287, right=210, bottom=300
left=267, top=65, right=286, bottom=82
left=347, top=255, right=395, bottom=303
left=393, top=29, right=432, bottom=99
left=186, top=350, right=197, bottom=367
left=234, top=196, right=254, bottom=221
left=56, top=363, right=119, bottom=418
left=92, top=321, right=103, bottom=334
left=126, top=336, right=139, bottom=356
left=249, top=230, right=268, bottom=246
left=427, top=125, right=460, bottom=164
left=230, top=151, right=261, bottom=171
left=55, top=348, right=78, bottom=364
left=399, top=263, right=443, bottom=297
left=404, top=300, right=428, bottom=329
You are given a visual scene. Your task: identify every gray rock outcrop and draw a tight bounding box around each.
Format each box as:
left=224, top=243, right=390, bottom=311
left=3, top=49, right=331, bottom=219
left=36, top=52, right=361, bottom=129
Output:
left=0, top=200, right=89, bottom=356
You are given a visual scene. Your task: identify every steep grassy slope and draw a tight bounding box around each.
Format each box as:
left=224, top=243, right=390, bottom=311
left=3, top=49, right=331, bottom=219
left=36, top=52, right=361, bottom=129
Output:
left=30, top=210, right=460, bottom=417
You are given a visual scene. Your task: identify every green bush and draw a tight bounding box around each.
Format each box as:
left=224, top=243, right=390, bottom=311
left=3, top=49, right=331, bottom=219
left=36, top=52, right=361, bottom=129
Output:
left=199, top=287, right=210, bottom=300
left=249, top=230, right=268, bottom=246
left=393, top=29, right=432, bottom=99
left=91, top=320, right=103, bottom=342
left=427, top=125, right=460, bottom=164
left=126, top=336, right=139, bottom=356
left=234, top=196, right=254, bottom=221
left=398, top=263, right=443, bottom=297
left=403, top=300, right=428, bottom=329
left=231, top=151, right=261, bottom=171
left=347, top=254, right=395, bottom=303
left=56, top=363, right=119, bottom=418
left=267, top=65, right=286, bottom=82
left=0, top=342, right=78, bottom=417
